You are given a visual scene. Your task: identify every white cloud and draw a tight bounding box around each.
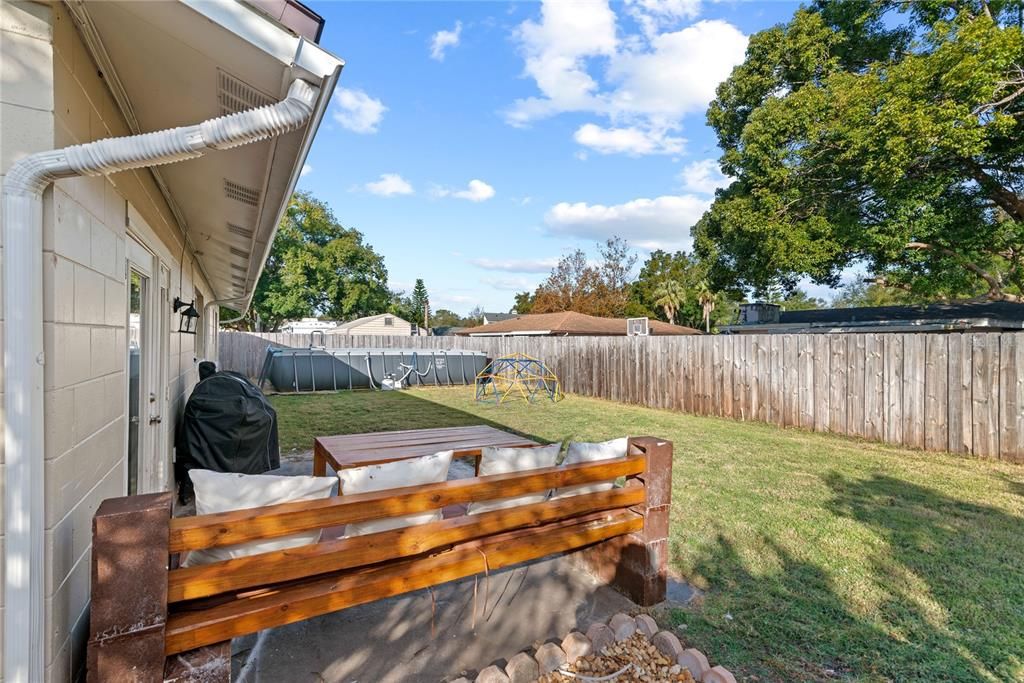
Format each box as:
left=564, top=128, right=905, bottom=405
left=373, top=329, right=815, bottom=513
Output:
left=300, top=164, right=313, bottom=177
left=430, top=21, right=463, bottom=61
left=679, top=159, right=731, bottom=195
left=625, top=0, right=702, bottom=38
left=469, top=257, right=558, bottom=273
left=332, top=87, right=387, bottom=134
left=435, top=179, right=496, bottom=202
left=544, top=194, right=711, bottom=250
left=362, top=173, right=414, bottom=197
left=506, top=0, right=618, bottom=127
left=574, top=123, right=684, bottom=156
left=506, top=2, right=747, bottom=156
left=606, top=20, right=748, bottom=122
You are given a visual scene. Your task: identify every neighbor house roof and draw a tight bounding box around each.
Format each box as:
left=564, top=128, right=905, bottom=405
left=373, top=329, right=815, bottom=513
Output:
left=726, top=301, right=1024, bottom=334
left=328, top=313, right=410, bottom=332
left=457, top=312, right=701, bottom=336
left=65, top=1, right=344, bottom=309
left=482, top=312, right=516, bottom=323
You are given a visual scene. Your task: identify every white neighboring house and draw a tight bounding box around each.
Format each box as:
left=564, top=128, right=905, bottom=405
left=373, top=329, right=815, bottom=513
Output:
left=327, top=313, right=427, bottom=336
left=280, top=317, right=340, bottom=333
left=0, top=1, right=343, bottom=681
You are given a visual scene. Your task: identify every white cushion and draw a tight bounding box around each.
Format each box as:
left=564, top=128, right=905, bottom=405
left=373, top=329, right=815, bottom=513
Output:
left=467, top=443, right=562, bottom=515
left=552, top=437, right=629, bottom=499
left=339, top=450, right=453, bottom=536
left=182, top=470, right=338, bottom=567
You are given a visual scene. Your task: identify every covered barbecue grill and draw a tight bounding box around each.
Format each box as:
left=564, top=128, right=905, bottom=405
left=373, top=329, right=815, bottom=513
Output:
left=176, top=367, right=280, bottom=499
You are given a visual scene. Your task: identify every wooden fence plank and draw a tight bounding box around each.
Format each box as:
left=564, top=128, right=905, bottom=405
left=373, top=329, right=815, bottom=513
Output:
left=971, top=334, right=1001, bottom=457
left=829, top=336, right=848, bottom=434
left=863, top=334, right=884, bottom=441
left=999, top=333, right=1024, bottom=462
left=797, top=335, right=815, bottom=430
left=847, top=335, right=865, bottom=437
left=883, top=334, right=904, bottom=445
left=903, top=334, right=926, bottom=449
left=924, top=335, right=948, bottom=452
left=813, top=335, right=830, bottom=432
left=946, top=334, right=970, bottom=454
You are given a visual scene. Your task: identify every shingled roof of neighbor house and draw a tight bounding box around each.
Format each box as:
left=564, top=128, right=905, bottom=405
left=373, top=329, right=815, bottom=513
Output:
left=725, top=300, right=1024, bottom=334
left=457, top=312, right=701, bottom=336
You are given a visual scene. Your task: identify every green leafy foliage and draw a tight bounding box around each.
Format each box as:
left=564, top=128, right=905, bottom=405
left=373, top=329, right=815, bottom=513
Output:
left=696, top=2, right=1024, bottom=302
left=234, top=192, right=391, bottom=330
left=627, top=250, right=739, bottom=331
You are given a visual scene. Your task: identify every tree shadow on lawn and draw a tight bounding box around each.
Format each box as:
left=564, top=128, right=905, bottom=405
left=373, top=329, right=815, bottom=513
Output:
left=669, top=474, right=1023, bottom=682
left=823, top=473, right=1023, bottom=683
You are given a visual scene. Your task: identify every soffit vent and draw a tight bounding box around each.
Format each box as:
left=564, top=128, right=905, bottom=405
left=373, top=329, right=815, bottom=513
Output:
left=218, top=69, right=274, bottom=116
left=224, top=179, right=260, bottom=207
left=231, top=274, right=247, bottom=284
left=229, top=246, right=250, bottom=259
left=227, top=222, right=254, bottom=239
left=230, top=262, right=247, bottom=273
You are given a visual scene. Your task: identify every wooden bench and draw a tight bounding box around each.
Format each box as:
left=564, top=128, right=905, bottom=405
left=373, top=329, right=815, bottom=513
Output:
left=87, top=436, right=673, bottom=682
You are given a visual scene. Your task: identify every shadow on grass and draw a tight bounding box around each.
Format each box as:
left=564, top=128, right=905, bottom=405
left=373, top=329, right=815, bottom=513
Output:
left=269, top=389, right=552, bottom=452
left=668, top=474, right=1023, bottom=682
left=824, top=473, right=1023, bottom=683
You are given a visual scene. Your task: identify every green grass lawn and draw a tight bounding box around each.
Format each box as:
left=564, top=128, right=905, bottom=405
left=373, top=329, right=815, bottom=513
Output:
left=270, top=387, right=1024, bottom=683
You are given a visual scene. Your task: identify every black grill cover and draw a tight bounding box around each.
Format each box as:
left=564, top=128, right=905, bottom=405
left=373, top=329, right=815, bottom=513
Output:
left=176, top=372, right=280, bottom=477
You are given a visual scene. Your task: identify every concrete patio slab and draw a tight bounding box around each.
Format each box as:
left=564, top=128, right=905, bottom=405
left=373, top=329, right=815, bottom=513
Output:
left=231, top=554, right=638, bottom=683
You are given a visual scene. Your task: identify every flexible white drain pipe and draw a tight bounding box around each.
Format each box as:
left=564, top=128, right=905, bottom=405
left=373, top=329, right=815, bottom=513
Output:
left=2, top=78, right=319, bottom=683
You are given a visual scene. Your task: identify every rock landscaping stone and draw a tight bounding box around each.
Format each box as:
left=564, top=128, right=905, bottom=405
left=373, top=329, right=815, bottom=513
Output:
left=678, top=648, right=711, bottom=680
left=704, top=665, right=738, bottom=683
left=609, top=612, right=638, bottom=641
left=538, top=632, right=695, bottom=683
left=585, top=622, right=615, bottom=655
left=450, top=679, right=472, bottom=683
left=652, top=630, right=684, bottom=660
left=560, top=631, right=592, bottom=665
left=504, top=652, right=539, bottom=683
left=475, top=665, right=510, bottom=683
left=634, top=613, right=659, bottom=637
left=535, top=643, right=567, bottom=674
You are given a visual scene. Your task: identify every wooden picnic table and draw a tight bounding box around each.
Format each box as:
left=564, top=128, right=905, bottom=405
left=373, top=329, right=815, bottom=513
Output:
left=312, top=425, right=540, bottom=477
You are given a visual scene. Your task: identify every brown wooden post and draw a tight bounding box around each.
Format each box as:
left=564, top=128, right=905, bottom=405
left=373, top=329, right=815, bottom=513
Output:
left=87, top=492, right=173, bottom=682
left=569, top=436, right=672, bottom=606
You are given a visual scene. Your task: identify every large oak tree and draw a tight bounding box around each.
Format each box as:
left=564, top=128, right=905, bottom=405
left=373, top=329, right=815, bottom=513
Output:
left=233, top=192, right=391, bottom=330
left=695, top=0, right=1024, bottom=302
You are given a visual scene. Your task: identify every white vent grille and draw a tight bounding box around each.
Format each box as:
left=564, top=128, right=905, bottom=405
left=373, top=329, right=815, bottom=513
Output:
left=224, top=180, right=260, bottom=207
left=230, top=262, right=248, bottom=273
left=229, top=246, right=250, bottom=259
left=227, top=223, right=254, bottom=239
left=218, top=70, right=274, bottom=115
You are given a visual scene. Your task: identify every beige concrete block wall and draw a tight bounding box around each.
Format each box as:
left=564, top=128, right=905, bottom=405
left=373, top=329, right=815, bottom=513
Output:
left=1, top=2, right=59, bottom=680
left=0, top=3, right=214, bottom=680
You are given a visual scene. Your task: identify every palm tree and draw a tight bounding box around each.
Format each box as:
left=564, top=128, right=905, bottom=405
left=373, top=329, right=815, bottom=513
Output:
left=652, top=280, right=685, bottom=325
left=697, top=280, right=716, bottom=333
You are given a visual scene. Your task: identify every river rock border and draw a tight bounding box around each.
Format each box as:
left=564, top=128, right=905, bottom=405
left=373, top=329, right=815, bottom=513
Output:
left=448, top=613, right=736, bottom=683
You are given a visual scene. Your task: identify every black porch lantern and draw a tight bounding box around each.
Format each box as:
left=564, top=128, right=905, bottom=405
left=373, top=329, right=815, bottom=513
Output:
left=173, top=297, right=200, bottom=334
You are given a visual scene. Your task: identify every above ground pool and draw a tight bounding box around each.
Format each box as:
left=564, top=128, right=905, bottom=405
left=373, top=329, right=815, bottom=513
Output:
left=258, top=346, right=488, bottom=392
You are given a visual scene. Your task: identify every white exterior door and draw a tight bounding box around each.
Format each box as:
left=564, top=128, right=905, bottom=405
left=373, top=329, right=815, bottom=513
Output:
left=125, top=234, right=170, bottom=494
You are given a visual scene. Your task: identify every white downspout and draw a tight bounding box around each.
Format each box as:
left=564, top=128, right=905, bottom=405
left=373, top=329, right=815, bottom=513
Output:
left=2, top=78, right=319, bottom=683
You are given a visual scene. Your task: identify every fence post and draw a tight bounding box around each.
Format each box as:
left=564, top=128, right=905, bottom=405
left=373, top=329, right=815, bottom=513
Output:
left=570, top=436, right=672, bottom=606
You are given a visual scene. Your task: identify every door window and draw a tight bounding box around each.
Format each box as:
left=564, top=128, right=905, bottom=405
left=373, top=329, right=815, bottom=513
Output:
left=127, top=269, right=148, bottom=495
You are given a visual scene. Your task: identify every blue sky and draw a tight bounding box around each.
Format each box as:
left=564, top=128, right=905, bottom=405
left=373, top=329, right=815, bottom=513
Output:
left=298, top=0, right=810, bottom=316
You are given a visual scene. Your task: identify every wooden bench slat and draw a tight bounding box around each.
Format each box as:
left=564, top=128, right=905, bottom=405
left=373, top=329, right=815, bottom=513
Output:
left=168, top=454, right=645, bottom=553
left=168, top=486, right=645, bottom=602
left=165, top=509, right=643, bottom=655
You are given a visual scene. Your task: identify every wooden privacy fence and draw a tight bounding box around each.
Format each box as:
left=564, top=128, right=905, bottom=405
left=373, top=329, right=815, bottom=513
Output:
left=219, top=330, right=1024, bottom=461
